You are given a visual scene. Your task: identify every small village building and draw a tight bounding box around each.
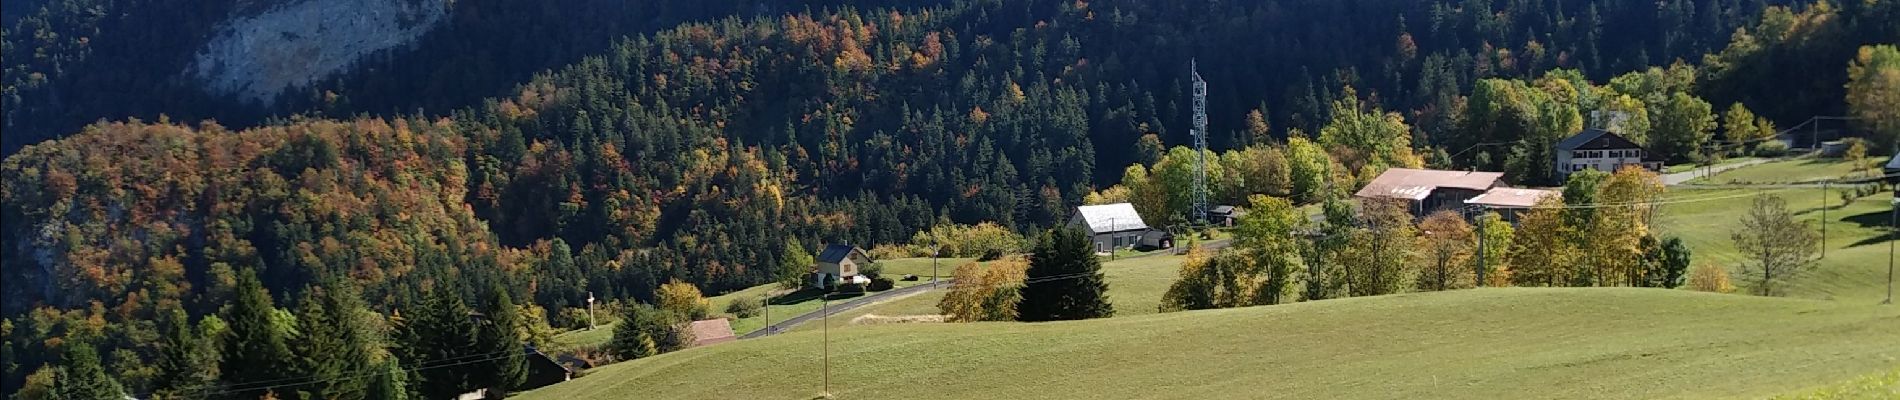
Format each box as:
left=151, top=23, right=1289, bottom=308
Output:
left=686, top=318, right=737, bottom=347
left=1885, top=153, right=1900, bottom=184
left=1555, top=128, right=1664, bottom=180
left=810, top=244, right=874, bottom=289
left=459, top=346, right=573, bottom=399
left=1068, top=203, right=1155, bottom=253
left=1464, top=187, right=1561, bottom=224
left=1354, top=168, right=1507, bottom=218
left=1137, top=229, right=1175, bottom=250
left=1208, top=205, right=1246, bottom=227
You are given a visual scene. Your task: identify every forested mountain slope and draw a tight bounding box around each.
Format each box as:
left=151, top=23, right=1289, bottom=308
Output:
left=0, top=0, right=931, bottom=155
left=1, top=0, right=1896, bottom=397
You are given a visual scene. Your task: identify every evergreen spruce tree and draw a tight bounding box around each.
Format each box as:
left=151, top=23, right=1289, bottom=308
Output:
left=56, top=343, right=124, bottom=400
left=366, top=357, right=411, bottom=400
left=1017, top=228, right=1114, bottom=321
left=476, top=284, right=528, bottom=395
left=152, top=306, right=208, bottom=399
left=399, top=288, right=482, bottom=400
left=219, top=268, right=296, bottom=399
left=292, top=277, right=377, bottom=400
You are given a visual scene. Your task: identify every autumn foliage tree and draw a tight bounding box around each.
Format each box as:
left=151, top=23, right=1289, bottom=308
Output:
left=1415, top=210, right=1475, bottom=291
left=937, top=258, right=1029, bottom=322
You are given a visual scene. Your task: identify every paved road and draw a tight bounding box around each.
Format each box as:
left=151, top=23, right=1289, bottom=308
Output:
left=741, top=280, right=952, bottom=339
left=1661, top=158, right=1777, bottom=185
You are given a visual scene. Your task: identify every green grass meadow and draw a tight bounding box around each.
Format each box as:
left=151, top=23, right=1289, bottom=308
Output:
left=522, top=288, right=1900, bottom=400
left=1687, top=157, right=1889, bottom=185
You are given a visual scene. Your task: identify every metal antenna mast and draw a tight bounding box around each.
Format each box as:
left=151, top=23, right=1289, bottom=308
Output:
left=1191, top=59, right=1210, bottom=226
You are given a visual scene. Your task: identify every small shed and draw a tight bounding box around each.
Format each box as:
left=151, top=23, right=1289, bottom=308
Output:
left=686, top=319, right=737, bottom=347
left=1208, top=205, right=1245, bottom=227
left=1068, top=203, right=1152, bottom=253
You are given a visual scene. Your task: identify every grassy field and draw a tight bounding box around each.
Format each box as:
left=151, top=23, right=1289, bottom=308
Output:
left=547, top=257, right=974, bottom=349
left=797, top=252, right=1189, bottom=332
left=520, top=288, right=1900, bottom=400
left=1664, top=156, right=1762, bottom=174
left=1772, top=367, right=1900, bottom=399
left=1656, top=186, right=1894, bottom=302
left=1686, top=156, right=1889, bottom=185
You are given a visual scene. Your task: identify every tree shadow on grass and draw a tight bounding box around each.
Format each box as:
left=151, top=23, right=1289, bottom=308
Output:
left=1842, top=208, right=1897, bottom=248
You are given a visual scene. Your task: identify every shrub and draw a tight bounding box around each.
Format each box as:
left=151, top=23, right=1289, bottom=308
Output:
left=724, top=295, right=765, bottom=318
left=1753, top=140, right=1790, bottom=157
left=867, top=244, right=927, bottom=259
left=860, top=262, right=885, bottom=278
left=836, top=282, right=867, bottom=294
left=867, top=277, right=895, bottom=291
left=911, top=222, right=1028, bottom=259
left=1687, top=263, right=1735, bottom=293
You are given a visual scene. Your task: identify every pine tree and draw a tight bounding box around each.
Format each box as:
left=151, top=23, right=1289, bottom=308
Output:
left=1017, top=228, right=1114, bottom=321
left=366, top=357, right=411, bottom=400
left=292, top=277, right=377, bottom=400
left=56, top=343, right=124, bottom=400
left=477, top=284, right=528, bottom=395
left=399, top=288, right=481, bottom=400
left=152, top=306, right=208, bottom=399
left=219, top=268, right=296, bottom=399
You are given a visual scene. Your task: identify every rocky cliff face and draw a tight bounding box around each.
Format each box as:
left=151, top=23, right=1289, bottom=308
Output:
left=189, top=0, right=446, bottom=104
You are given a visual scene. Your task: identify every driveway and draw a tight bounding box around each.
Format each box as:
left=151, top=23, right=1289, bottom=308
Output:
left=740, top=280, right=951, bottom=339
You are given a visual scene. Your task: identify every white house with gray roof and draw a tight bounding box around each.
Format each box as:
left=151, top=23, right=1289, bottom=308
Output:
left=1068, top=203, right=1167, bottom=252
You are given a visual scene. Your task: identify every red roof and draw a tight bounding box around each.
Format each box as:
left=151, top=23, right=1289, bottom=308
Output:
left=687, top=319, right=737, bottom=347
left=1464, top=187, right=1560, bottom=208
left=1354, top=168, right=1505, bottom=201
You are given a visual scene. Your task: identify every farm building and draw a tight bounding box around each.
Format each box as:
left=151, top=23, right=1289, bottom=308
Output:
left=1354, top=168, right=1507, bottom=218
left=809, top=244, right=874, bottom=289
left=1555, top=128, right=1664, bottom=180
left=1208, top=205, right=1245, bottom=226
left=1069, top=203, right=1169, bottom=252
left=1464, top=187, right=1561, bottom=223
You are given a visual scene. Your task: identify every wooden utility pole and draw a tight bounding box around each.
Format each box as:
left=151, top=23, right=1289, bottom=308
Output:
left=1822, top=180, right=1829, bottom=259
left=821, top=294, right=832, bottom=398
left=1887, top=198, right=1895, bottom=305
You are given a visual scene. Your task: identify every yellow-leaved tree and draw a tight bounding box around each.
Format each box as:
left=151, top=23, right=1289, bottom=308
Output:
left=656, top=280, right=711, bottom=321
left=938, top=258, right=1028, bottom=322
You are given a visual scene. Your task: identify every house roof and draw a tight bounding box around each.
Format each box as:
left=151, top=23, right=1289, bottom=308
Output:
left=1465, top=187, right=1561, bottom=208
left=1073, top=203, right=1150, bottom=233
left=816, top=244, right=867, bottom=264
left=1210, top=205, right=1237, bottom=215
left=1886, top=152, right=1900, bottom=171
left=1557, top=128, right=1647, bottom=151
left=687, top=319, right=737, bottom=347
left=1354, top=168, right=1506, bottom=201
